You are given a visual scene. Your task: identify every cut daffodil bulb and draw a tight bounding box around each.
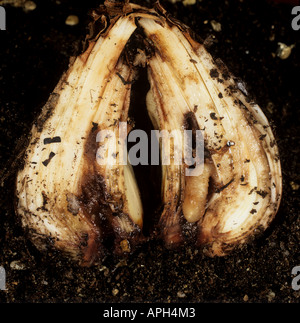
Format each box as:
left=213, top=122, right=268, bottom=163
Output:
left=140, top=2, right=282, bottom=255
left=15, top=1, right=282, bottom=265
left=16, top=8, right=143, bottom=266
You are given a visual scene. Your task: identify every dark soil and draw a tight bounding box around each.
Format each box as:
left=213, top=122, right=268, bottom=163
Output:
left=0, top=0, right=299, bottom=303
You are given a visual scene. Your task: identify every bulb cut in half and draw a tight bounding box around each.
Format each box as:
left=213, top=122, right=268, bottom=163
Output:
left=15, top=1, right=282, bottom=265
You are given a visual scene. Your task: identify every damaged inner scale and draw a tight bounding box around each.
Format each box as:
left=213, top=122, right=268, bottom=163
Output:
left=15, top=1, right=282, bottom=266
